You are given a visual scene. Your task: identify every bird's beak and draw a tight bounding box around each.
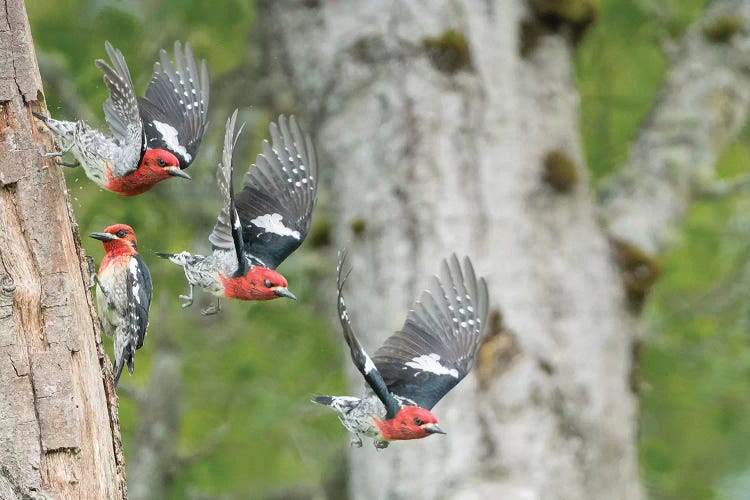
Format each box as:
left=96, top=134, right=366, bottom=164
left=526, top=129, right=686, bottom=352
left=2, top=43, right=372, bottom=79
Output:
left=166, top=167, right=191, bottom=180
left=273, top=287, right=297, bottom=300
left=422, top=423, right=446, bottom=435
left=90, top=232, right=117, bottom=242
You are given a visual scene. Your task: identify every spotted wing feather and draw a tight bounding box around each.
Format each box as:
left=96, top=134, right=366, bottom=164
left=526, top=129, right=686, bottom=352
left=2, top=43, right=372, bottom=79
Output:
left=138, top=41, right=209, bottom=168
left=336, top=251, right=401, bottom=419
left=372, top=255, right=489, bottom=411
left=115, top=254, right=152, bottom=386
left=95, top=41, right=145, bottom=177
left=235, top=115, right=317, bottom=269
left=207, top=110, right=247, bottom=277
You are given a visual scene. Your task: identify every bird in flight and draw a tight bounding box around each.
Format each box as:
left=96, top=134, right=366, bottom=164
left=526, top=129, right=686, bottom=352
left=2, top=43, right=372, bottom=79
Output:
left=314, top=252, right=489, bottom=449
left=34, top=40, right=208, bottom=196
left=156, top=110, right=317, bottom=314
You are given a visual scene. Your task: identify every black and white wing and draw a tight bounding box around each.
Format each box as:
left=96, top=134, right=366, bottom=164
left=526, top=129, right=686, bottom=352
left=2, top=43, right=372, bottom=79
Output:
left=235, top=115, right=317, bottom=269
left=372, top=255, right=489, bottom=411
left=207, top=110, right=247, bottom=278
left=95, top=41, right=145, bottom=177
left=115, top=254, right=153, bottom=386
left=138, top=41, right=209, bottom=169
left=336, top=252, right=402, bottom=420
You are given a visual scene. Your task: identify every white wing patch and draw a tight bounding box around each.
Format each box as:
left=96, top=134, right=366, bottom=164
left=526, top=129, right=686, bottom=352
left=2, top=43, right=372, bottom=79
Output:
left=250, top=213, right=301, bottom=240
left=363, top=354, right=376, bottom=374
left=129, top=258, right=141, bottom=304
left=405, top=353, right=459, bottom=378
left=152, top=120, right=192, bottom=162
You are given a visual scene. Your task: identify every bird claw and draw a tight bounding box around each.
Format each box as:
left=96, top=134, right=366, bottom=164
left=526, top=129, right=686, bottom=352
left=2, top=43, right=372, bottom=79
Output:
left=350, top=435, right=363, bottom=448
left=178, top=295, right=193, bottom=308
left=86, top=256, right=97, bottom=290
left=41, top=142, right=74, bottom=160
left=200, top=304, right=221, bottom=316
left=373, top=439, right=389, bottom=450
left=200, top=298, right=221, bottom=316
left=55, top=159, right=80, bottom=168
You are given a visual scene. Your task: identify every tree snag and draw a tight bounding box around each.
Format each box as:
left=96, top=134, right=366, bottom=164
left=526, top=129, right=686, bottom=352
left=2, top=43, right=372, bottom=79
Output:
left=0, top=0, right=126, bottom=498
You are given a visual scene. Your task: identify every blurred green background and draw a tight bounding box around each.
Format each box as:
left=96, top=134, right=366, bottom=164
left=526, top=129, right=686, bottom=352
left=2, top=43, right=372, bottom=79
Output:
left=26, top=0, right=750, bottom=498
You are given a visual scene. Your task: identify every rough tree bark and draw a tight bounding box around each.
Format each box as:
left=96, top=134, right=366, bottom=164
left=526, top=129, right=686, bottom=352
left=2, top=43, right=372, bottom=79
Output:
left=0, top=0, right=126, bottom=498
left=263, top=1, right=750, bottom=499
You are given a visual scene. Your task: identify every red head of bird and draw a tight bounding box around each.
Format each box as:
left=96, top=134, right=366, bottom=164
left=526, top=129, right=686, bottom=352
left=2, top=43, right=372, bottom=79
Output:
left=219, top=266, right=297, bottom=301
left=90, top=224, right=139, bottom=262
left=374, top=405, right=445, bottom=441
left=106, top=149, right=190, bottom=196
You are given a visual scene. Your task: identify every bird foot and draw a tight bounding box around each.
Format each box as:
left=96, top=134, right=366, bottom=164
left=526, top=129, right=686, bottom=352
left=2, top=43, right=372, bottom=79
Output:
left=41, top=141, right=75, bottom=159
left=86, top=256, right=97, bottom=290
left=55, top=159, right=80, bottom=168
left=373, top=439, right=389, bottom=450
left=350, top=435, right=363, bottom=448
left=200, top=303, right=221, bottom=316
left=179, top=295, right=193, bottom=308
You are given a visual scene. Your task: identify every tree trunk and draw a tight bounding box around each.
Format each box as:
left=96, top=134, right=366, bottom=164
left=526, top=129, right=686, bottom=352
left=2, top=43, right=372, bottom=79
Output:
left=0, top=0, right=126, bottom=498
left=127, top=340, right=182, bottom=500
left=263, top=0, right=750, bottom=498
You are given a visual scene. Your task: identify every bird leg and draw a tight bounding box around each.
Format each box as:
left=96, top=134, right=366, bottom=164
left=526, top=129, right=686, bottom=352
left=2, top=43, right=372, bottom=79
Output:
left=93, top=276, right=114, bottom=307
left=86, top=256, right=113, bottom=306
left=42, top=142, right=74, bottom=158
left=179, top=284, right=194, bottom=308
left=349, top=434, right=363, bottom=448
left=201, top=298, right=221, bottom=316
left=42, top=143, right=79, bottom=167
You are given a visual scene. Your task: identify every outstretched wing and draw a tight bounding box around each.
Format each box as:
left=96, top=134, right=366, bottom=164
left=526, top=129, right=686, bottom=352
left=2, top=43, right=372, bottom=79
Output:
left=336, top=251, right=402, bottom=420
left=235, top=115, right=317, bottom=269
left=372, top=255, right=489, bottom=411
left=138, top=41, right=209, bottom=169
left=95, top=41, right=145, bottom=177
left=207, top=110, right=247, bottom=278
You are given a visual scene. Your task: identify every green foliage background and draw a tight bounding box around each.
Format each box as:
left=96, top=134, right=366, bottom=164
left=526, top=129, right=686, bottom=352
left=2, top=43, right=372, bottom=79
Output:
left=26, top=0, right=750, bottom=498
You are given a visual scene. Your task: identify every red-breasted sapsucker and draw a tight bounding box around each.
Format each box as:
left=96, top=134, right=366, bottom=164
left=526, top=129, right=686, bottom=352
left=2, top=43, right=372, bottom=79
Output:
left=90, top=224, right=153, bottom=386
left=156, top=109, right=317, bottom=315
left=34, top=41, right=208, bottom=196
left=313, top=252, right=489, bottom=449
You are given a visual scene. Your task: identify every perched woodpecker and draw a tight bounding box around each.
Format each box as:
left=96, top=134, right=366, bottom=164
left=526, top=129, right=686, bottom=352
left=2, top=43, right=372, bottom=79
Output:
left=156, top=110, right=316, bottom=314
left=90, top=224, right=153, bottom=386
left=33, top=40, right=209, bottom=196
left=314, top=252, right=489, bottom=449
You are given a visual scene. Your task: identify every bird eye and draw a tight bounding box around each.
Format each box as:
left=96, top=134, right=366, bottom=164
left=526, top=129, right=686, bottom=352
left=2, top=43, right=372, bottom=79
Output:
left=414, top=417, right=423, bottom=426
left=264, top=279, right=272, bottom=288
left=158, top=158, right=167, bottom=167
left=115, top=230, right=127, bottom=238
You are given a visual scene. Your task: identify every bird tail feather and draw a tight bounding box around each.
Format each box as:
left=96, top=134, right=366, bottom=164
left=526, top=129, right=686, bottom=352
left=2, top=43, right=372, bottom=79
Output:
left=154, top=251, right=193, bottom=267
left=113, top=358, right=126, bottom=387
left=113, top=343, right=135, bottom=387
left=32, top=112, right=76, bottom=139
left=312, top=394, right=334, bottom=406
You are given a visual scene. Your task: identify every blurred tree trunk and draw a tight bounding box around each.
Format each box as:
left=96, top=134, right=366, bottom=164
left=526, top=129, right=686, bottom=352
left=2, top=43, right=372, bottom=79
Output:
left=127, top=340, right=182, bottom=500
left=263, top=0, right=750, bottom=498
left=0, top=0, right=126, bottom=498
